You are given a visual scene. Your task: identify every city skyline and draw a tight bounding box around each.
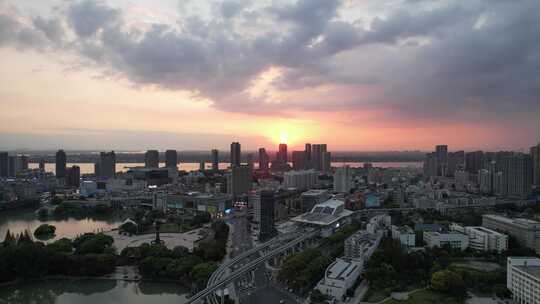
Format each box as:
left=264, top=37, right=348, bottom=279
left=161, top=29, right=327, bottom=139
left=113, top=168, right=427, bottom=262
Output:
left=1, top=0, right=540, bottom=151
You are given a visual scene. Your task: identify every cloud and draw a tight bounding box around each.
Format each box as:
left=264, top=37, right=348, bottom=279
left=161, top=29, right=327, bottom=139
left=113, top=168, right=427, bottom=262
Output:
left=0, top=0, right=539, bottom=128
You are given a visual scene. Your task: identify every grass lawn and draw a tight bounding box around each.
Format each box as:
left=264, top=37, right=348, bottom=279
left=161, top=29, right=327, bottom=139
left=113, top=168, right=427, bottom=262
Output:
left=382, top=290, right=461, bottom=304
left=364, top=287, right=393, bottom=303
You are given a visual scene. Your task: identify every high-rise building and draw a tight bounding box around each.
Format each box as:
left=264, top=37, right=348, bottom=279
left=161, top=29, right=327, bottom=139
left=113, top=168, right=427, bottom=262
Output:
left=292, top=151, right=306, bottom=170
left=478, top=168, right=493, bottom=194
left=145, top=150, right=159, bottom=168
left=447, top=151, right=465, bottom=177
left=0, top=152, right=8, bottom=177
left=423, top=152, right=437, bottom=178
left=277, top=143, right=288, bottom=164
left=20, top=155, right=29, bottom=171
left=165, top=150, right=178, bottom=169
left=305, top=143, right=312, bottom=169
left=247, top=153, right=254, bottom=169
left=253, top=190, right=276, bottom=241
left=531, top=143, right=540, bottom=187
left=7, top=156, right=17, bottom=177
left=323, top=151, right=331, bottom=173
left=55, top=149, right=67, bottom=179
left=258, top=148, right=269, bottom=171
left=312, top=144, right=322, bottom=171
left=38, top=158, right=46, bottom=172
left=283, top=170, right=318, bottom=190
left=226, top=165, right=252, bottom=197
left=334, top=166, right=352, bottom=193
left=211, top=149, right=219, bottom=171
left=66, top=165, right=80, bottom=188
left=230, top=142, right=241, bottom=167
left=97, top=151, right=116, bottom=179
left=199, top=160, right=205, bottom=171
left=435, top=145, right=448, bottom=176
left=503, top=153, right=533, bottom=199
left=465, top=151, right=484, bottom=176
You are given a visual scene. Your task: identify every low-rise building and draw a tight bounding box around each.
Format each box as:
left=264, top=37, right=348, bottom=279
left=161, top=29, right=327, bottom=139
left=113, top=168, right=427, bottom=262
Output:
left=317, top=258, right=362, bottom=301
left=450, top=224, right=508, bottom=252
left=507, top=257, right=540, bottom=304
left=482, top=214, right=540, bottom=254
left=424, top=231, right=469, bottom=250
left=391, top=225, right=416, bottom=247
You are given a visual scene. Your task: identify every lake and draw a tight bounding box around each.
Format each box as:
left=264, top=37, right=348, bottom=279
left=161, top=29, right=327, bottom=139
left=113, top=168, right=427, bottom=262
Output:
left=0, top=209, right=126, bottom=242
left=0, top=279, right=189, bottom=304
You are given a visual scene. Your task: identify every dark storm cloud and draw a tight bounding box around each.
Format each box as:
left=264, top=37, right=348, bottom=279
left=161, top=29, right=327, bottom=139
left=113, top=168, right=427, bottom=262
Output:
left=1, top=0, right=539, bottom=124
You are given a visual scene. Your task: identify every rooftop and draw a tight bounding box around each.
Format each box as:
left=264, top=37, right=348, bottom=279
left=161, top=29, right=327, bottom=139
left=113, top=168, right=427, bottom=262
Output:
left=515, top=266, right=540, bottom=279
left=326, top=258, right=360, bottom=280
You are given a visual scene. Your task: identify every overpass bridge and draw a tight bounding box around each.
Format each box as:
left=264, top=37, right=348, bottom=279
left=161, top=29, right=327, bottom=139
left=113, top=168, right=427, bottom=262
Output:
left=187, top=208, right=416, bottom=304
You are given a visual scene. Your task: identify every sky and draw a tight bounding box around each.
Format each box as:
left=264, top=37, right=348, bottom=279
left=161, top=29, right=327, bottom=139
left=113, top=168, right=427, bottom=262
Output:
left=0, top=0, right=539, bottom=152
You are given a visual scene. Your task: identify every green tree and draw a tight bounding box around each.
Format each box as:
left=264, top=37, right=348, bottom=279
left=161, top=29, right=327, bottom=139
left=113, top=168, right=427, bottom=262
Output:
left=119, top=222, right=138, bottom=235
left=310, top=289, right=328, bottom=303
left=47, top=238, right=73, bottom=253
left=190, top=262, right=218, bottom=289
left=431, top=269, right=466, bottom=298
left=34, top=224, right=56, bottom=239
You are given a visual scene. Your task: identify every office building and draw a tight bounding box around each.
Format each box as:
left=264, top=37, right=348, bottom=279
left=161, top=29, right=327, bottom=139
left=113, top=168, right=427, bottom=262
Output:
left=424, top=231, right=469, bottom=250
left=38, top=158, right=45, bottom=171
left=0, top=152, right=8, bottom=177
left=503, top=153, right=533, bottom=199
left=226, top=165, right=252, bottom=197
left=423, top=152, right=438, bottom=178
left=312, top=144, right=327, bottom=171
left=20, top=155, right=29, bottom=171
left=258, top=148, right=269, bottom=171
left=305, top=143, right=312, bottom=169
left=277, top=143, right=288, bottom=164
left=465, top=151, right=484, bottom=176
left=478, top=169, right=493, bottom=194
left=391, top=225, right=416, bottom=248
left=253, top=189, right=276, bottom=241
left=334, top=166, right=352, bottom=193
left=300, top=189, right=330, bottom=212
left=507, top=257, right=540, bottom=304
left=55, top=149, right=67, bottom=179
left=450, top=224, right=508, bottom=252
left=532, top=143, right=540, bottom=187
left=230, top=142, right=241, bottom=167
left=447, top=151, right=465, bottom=177
left=211, top=149, right=219, bottom=171
left=66, top=165, right=80, bottom=188
left=292, top=151, right=306, bottom=170
left=145, top=150, right=159, bottom=168
left=283, top=170, right=318, bottom=190
left=483, top=214, right=540, bottom=254
left=323, top=151, right=331, bottom=173
left=435, top=145, right=448, bottom=176
left=199, top=160, right=205, bottom=171
left=97, top=151, right=116, bottom=179
left=165, top=150, right=178, bottom=169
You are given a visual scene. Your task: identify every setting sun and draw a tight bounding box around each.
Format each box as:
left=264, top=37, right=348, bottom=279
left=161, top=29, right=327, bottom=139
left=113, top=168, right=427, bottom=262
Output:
left=279, top=133, right=288, bottom=144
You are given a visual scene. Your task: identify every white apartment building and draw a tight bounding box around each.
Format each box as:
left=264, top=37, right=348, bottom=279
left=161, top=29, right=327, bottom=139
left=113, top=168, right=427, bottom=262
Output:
left=283, top=169, right=318, bottom=191
left=450, top=224, right=508, bottom=252
left=391, top=225, right=416, bottom=247
left=507, top=257, right=540, bottom=304
left=334, top=166, right=353, bottom=193
left=424, top=231, right=469, bottom=250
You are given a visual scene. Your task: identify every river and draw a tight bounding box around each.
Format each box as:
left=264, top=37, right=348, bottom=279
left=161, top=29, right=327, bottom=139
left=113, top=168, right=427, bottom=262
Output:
left=29, top=161, right=422, bottom=175
left=0, top=279, right=189, bottom=304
